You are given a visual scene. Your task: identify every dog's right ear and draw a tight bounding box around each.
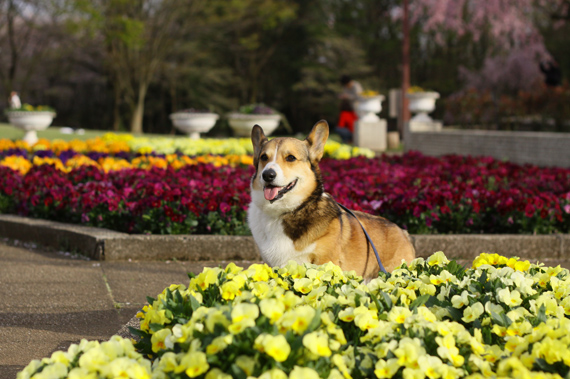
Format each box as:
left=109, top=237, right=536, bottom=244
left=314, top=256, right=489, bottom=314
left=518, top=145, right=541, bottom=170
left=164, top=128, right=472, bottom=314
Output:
left=251, top=124, right=268, bottom=168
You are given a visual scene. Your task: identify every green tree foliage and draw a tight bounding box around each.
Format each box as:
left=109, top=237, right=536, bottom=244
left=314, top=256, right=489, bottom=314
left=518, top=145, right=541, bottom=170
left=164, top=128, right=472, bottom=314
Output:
left=1, top=0, right=569, bottom=134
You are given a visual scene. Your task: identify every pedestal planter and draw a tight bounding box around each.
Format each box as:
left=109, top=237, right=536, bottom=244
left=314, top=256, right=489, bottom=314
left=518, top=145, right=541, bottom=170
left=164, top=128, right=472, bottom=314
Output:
left=356, top=95, right=385, bottom=122
left=6, top=111, right=56, bottom=145
left=169, top=112, right=219, bottom=139
left=407, top=91, right=440, bottom=122
left=227, top=113, right=281, bottom=137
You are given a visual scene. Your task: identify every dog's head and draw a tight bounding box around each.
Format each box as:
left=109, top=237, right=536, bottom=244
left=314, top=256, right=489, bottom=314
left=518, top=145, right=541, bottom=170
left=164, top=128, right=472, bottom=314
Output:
left=250, top=120, right=329, bottom=214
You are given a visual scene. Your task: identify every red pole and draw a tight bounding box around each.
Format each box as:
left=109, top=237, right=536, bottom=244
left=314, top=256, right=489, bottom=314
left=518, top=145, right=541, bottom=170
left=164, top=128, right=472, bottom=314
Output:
left=401, top=0, right=411, bottom=134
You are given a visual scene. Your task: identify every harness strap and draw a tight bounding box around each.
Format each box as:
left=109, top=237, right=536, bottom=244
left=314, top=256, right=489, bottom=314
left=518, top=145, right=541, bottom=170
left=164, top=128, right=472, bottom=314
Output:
left=337, top=202, right=388, bottom=274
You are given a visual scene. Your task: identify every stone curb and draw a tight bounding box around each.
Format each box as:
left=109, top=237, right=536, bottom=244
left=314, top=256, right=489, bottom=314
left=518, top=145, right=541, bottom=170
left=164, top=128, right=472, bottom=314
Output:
left=0, top=214, right=568, bottom=262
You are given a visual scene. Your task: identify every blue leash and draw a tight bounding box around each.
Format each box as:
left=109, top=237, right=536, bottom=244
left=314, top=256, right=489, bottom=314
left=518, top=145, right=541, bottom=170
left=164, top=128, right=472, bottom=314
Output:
left=337, top=202, right=388, bottom=274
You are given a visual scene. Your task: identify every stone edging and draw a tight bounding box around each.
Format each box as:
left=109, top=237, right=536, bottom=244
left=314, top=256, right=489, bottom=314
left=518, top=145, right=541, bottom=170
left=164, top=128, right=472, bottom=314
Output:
left=0, top=214, right=568, bottom=263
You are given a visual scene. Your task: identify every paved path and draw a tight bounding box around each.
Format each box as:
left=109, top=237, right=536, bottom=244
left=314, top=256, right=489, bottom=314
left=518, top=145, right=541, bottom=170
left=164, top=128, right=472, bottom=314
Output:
left=0, top=240, right=245, bottom=379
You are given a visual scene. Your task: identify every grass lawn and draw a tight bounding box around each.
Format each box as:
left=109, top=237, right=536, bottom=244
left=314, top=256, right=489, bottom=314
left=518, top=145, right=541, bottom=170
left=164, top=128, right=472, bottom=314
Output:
left=0, top=122, right=404, bottom=152
left=0, top=123, right=106, bottom=141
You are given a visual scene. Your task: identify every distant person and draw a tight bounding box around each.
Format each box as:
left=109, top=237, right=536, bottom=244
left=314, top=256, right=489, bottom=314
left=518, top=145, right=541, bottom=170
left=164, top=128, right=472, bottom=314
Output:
left=9, top=91, right=21, bottom=109
left=336, top=98, right=357, bottom=143
left=540, top=60, right=562, bottom=87
left=335, top=75, right=363, bottom=143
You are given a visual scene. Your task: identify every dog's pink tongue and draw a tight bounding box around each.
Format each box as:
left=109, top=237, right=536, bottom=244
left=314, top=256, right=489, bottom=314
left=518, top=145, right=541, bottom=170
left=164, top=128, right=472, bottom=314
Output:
left=264, top=186, right=282, bottom=201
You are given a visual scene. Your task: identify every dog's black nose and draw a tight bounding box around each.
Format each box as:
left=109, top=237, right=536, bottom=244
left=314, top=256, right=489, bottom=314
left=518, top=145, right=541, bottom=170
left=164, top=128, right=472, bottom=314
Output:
left=262, top=169, right=277, bottom=183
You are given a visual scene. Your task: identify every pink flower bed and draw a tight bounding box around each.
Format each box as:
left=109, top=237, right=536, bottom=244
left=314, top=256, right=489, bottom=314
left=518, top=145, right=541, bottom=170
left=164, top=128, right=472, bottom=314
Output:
left=1, top=152, right=569, bottom=235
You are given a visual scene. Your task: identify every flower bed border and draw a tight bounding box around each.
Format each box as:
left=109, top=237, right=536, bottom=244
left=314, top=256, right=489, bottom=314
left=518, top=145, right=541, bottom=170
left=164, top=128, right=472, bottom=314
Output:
left=1, top=214, right=569, bottom=264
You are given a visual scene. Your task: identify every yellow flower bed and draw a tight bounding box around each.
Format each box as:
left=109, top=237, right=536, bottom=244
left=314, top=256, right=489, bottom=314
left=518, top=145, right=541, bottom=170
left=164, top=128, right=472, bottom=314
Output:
left=18, top=252, right=570, bottom=379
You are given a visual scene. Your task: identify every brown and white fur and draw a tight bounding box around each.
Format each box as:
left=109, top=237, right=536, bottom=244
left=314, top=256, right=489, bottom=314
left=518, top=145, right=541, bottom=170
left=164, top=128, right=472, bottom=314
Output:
left=247, top=120, right=415, bottom=280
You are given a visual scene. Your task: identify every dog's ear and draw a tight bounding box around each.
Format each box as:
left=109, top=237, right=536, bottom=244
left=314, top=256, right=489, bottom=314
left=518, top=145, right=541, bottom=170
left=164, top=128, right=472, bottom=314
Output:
left=252, top=124, right=268, bottom=167
left=305, top=120, right=329, bottom=163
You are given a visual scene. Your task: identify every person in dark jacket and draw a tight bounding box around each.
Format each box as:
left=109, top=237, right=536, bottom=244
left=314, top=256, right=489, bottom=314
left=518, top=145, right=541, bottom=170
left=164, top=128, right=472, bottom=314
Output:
left=540, top=60, right=562, bottom=87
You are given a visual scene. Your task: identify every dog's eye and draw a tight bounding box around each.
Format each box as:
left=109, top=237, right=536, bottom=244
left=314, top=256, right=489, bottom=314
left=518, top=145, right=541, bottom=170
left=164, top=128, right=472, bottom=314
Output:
left=286, top=155, right=296, bottom=162
left=260, top=154, right=268, bottom=161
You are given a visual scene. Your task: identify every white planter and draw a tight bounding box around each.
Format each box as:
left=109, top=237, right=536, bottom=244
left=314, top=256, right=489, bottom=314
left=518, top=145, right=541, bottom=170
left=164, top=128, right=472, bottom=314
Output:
left=407, top=91, right=440, bottom=122
left=227, top=113, right=281, bottom=137
left=356, top=95, right=385, bottom=122
left=169, top=112, right=219, bottom=139
left=6, top=111, right=56, bottom=145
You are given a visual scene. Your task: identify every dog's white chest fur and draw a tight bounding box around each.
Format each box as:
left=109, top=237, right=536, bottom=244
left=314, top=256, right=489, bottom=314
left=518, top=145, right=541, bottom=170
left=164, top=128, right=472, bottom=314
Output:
left=248, top=202, right=315, bottom=267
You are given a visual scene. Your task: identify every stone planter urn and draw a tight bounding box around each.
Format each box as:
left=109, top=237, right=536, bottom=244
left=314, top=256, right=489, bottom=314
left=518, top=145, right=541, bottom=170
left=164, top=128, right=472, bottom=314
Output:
left=169, top=112, right=219, bottom=139
left=227, top=113, right=281, bottom=137
left=6, top=110, right=56, bottom=145
left=407, top=91, right=440, bottom=122
left=356, top=95, right=385, bottom=122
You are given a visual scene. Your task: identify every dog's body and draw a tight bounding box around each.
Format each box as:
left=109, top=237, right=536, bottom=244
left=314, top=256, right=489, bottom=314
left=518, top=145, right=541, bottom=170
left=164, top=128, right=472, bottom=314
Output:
left=247, top=120, right=415, bottom=280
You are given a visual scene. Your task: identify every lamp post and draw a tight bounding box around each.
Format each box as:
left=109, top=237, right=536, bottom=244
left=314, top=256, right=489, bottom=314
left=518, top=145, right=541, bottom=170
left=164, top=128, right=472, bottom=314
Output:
left=401, top=0, right=411, bottom=138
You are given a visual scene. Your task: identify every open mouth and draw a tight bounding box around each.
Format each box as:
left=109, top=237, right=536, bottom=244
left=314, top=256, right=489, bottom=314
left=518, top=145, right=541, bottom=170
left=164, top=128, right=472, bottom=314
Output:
left=264, top=179, right=298, bottom=203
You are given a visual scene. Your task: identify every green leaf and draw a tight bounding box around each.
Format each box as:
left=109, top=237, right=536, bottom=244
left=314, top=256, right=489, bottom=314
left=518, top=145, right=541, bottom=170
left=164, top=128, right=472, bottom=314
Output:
left=380, top=291, right=393, bottom=309
left=409, top=294, right=431, bottom=310
left=446, top=307, right=463, bottom=322
left=490, top=311, right=505, bottom=327
left=127, top=326, right=147, bottom=337
left=149, top=323, right=165, bottom=333
left=369, top=293, right=384, bottom=313
left=306, top=309, right=322, bottom=333
left=189, top=294, right=201, bottom=311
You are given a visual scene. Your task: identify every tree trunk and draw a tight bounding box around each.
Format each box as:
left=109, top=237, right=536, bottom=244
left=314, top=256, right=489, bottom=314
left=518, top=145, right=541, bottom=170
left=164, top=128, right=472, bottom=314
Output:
left=112, top=83, right=121, bottom=131
left=129, top=86, right=147, bottom=134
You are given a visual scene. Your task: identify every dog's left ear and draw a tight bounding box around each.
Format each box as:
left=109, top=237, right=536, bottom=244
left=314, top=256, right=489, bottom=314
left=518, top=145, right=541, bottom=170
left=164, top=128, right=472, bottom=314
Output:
left=305, top=120, right=329, bottom=162
left=252, top=124, right=268, bottom=167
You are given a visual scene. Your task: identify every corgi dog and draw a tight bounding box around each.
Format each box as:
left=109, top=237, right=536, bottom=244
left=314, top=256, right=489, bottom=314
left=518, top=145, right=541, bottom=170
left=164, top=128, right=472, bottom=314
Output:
left=247, top=120, right=415, bottom=280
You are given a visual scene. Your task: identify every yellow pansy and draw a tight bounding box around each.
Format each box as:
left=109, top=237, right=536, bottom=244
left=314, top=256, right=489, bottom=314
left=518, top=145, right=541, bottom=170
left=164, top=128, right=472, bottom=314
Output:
left=205, top=368, right=232, bottom=379
left=180, top=351, right=209, bottom=378
left=259, top=298, right=285, bottom=323
left=235, top=355, right=256, bottom=376
left=427, top=251, right=450, bottom=266
left=289, top=366, right=320, bottom=379
left=462, top=302, right=484, bottom=323
left=374, top=358, right=400, bottom=378
left=388, top=306, right=412, bottom=324
left=255, top=334, right=291, bottom=362
left=151, top=328, right=173, bottom=353
left=303, top=331, right=332, bottom=357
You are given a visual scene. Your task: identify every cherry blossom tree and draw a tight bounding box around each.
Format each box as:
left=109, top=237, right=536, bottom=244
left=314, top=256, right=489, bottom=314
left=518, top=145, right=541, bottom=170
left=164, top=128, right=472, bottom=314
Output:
left=404, top=0, right=568, bottom=91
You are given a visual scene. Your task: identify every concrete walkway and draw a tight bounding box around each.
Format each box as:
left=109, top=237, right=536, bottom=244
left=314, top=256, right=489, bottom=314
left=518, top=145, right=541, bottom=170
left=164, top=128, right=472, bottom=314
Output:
left=0, top=240, right=251, bottom=379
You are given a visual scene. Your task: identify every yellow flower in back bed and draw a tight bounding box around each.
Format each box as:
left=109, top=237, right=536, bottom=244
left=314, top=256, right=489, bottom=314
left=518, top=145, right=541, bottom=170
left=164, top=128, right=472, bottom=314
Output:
left=68, top=139, right=88, bottom=153
left=0, top=156, right=32, bottom=175
left=0, top=138, right=16, bottom=151
left=32, top=138, right=51, bottom=151
left=86, top=137, right=107, bottom=153
left=32, top=156, right=67, bottom=172
left=99, top=157, right=132, bottom=172
left=65, top=155, right=98, bottom=170
left=51, top=139, right=71, bottom=154
left=106, top=140, right=130, bottom=154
